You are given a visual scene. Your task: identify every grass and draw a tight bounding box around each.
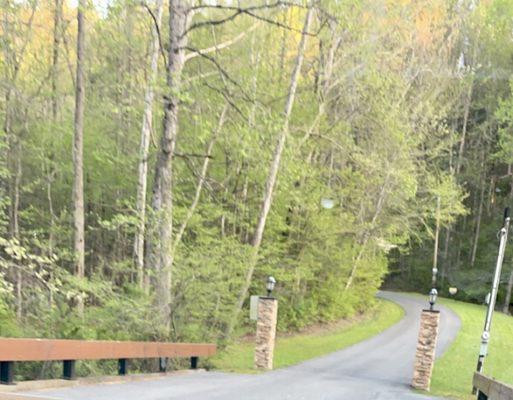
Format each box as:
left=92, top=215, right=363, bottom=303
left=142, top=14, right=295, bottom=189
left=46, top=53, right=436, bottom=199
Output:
left=431, top=297, right=513, bottom=399
left=211, top=298, right=404, bottom=373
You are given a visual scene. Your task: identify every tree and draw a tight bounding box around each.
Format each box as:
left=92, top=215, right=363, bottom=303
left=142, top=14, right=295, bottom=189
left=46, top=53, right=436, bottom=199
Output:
left=72, top=0, right=86, bottom=313
left=134, top=0, right=164, bottom=290
left=147, top=0, right=192, bottom=335
left=227, top=3, right=314, bottom=337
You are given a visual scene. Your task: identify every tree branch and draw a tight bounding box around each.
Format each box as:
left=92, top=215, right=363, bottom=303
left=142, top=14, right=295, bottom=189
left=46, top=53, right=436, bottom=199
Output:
left=141, top=2, right=167, bottom=67
left=188, top=1, right=305, bottom=13
left=185, top=2, right=317, bottom=36
left=184, top=23, right=259, bottom=63
left=185, top=47, right=253, bottom=103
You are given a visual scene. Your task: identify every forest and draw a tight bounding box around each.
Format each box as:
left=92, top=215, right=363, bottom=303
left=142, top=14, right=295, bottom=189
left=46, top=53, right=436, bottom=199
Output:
left=1, top=0, right=513, bottom=352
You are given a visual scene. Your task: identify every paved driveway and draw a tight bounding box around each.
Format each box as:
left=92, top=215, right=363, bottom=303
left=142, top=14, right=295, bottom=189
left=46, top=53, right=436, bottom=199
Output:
left=23, top=292, right=461, bottom=399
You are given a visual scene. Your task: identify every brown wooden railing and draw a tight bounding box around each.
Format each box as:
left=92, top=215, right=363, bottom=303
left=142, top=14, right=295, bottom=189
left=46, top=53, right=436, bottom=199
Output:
left=0, top=338, right=216, bottom=384
left=473, top=372, right=513, bottom=400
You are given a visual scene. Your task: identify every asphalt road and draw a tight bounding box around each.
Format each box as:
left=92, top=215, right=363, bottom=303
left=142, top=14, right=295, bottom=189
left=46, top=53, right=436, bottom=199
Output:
left=24, top=292, right=461, bottom=400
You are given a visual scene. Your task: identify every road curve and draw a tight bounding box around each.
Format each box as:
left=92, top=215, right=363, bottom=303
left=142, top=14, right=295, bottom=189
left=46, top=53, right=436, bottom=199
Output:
left=24, top=292, right=461, bottom=400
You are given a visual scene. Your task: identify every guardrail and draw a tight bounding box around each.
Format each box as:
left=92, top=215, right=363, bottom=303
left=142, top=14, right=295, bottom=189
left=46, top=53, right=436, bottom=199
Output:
left=0, top=337, right=216, bottom=385
left=473, top=372, right=513, bottom=400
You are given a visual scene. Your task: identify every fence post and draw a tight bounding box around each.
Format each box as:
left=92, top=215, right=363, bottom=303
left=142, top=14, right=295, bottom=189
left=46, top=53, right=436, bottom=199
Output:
left=477, top=390, right=488, bottom=400
left=118, top=358, right=127, bottom=375
left=0, top=361, right=14, bottom=385
left=159, top=357, right=167, bottom=373
left=63, top=360, right=76, bottom=380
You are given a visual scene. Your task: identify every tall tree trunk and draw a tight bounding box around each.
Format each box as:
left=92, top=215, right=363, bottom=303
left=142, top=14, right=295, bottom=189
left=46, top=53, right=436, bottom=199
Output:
left=134, top=0, right=164, bottom=290
left=345, top=174, right=390, bottom=291
left=470, top=150, right=486, bottom=267
left=503, top=270, right=513, bottom=315
left=470, top=182, right=484, bottom=267
left=51, top=0, right=62, bottom=120
left=8, top=141, right=21, bottom=243
left=226, top=5, right=314, bottom=337
left=10, top=139, right=22, bottom=319
left=72, top=0, right=86, bottom=313
left=147, top=0, right=191, bottom=336
left=171, top=104, right=227, bottom=255
left=441, top=227, right=451, bottom=288
left=502, top=172, right=513, bottom=314
left=454, top=82, right=472, bottom=176
left=432, top=195, right=441, bottom=286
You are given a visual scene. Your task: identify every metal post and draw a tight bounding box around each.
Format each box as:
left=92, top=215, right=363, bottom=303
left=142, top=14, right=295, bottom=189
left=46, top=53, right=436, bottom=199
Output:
left=159, top=357, right=167, bottom=373
left=0, top=361, right=14, bottom=385
left=190, top=356, right=198, bottom=369
left=118, top=358, right=128, bottom=375
left=474, top=208, right=510, bottom=394
left=432, top=195, right=441, bottom=287
left=477, top=390, right=488, bottom=400
left=63, top=360, right=76, bottom=380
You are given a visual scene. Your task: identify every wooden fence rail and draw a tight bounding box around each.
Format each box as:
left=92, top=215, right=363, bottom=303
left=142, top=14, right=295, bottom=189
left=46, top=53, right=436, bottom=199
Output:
left=0, top=338, right=216, bottom=385
left=473, top=372, right=513, bottom=400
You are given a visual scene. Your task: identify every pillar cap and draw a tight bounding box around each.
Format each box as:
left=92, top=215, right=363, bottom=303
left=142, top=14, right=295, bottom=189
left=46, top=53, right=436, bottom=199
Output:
left=422, top=309, right=440, bottom=313
left=259, top=296, right=278, bottom=301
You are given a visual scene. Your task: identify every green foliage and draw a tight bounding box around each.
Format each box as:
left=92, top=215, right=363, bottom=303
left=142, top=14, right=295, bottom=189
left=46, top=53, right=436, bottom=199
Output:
left=1, top=0, right=511, bottom=382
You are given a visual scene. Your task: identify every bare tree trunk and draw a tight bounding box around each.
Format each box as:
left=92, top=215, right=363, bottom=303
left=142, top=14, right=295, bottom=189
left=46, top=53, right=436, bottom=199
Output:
left=46, top=165, right=56, bottom=256
left=134, top=0, right=164, bottom=290
left=72, top=0, right=86, bottom=313
left=46, top=163, right=56, bottom=307
left=441, top=227, right=450, bottom=288
left=10, top=139, right=22, bottom=319
left=432, top=195, right=441, bottom=285
left=470, top=183, right=484, bottom=267
left=503, top=270, right=513, bottom=315
left=171, top=104, right=227, bottom=255
left=345, top=174, right=389, bottom=291
left=226, top=5, right=314, bottom=337
left=47, top=1, right=61, bottom=307
left=486, top=175, right=495, bottom=215
left=51, top=0, right=62, bottom=119
left=502, top=172, right=513, bottom=314
left=454, top=82, right=472, bottom=176
left=147, top=0, right=191, bottom=336
left=9, top=141, right=21, bottom=243
left=470, top=151, right=486, bottom=267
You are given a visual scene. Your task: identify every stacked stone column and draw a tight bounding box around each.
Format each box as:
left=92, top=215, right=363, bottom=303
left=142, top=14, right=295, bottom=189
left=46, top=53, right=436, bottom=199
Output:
left=412, top=309, right=440, bottom=391
left=254, top=297, right=278, bottom=370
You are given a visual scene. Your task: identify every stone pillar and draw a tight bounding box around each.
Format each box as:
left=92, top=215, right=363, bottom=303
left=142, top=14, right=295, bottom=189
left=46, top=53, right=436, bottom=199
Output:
left=254, top=297, right=278, bottom=370
left=412, top=309, right=440, bottom=391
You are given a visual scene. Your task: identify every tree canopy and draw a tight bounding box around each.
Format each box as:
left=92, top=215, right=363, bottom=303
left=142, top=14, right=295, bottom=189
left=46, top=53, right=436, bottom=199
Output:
left=1, top=0, right=513, bottom=362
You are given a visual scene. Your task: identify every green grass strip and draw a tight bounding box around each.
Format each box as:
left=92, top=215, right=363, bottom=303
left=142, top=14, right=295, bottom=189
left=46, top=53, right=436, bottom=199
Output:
left=431, top=298, right=513, bottom=400
left=211, top=298, right=404, bottom=373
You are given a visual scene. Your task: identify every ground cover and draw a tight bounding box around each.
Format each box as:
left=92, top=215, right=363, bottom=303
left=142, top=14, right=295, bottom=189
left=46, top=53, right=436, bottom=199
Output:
left=211, top=298, right=404, bottom=373
left=431, top=297, right=513, bottom=399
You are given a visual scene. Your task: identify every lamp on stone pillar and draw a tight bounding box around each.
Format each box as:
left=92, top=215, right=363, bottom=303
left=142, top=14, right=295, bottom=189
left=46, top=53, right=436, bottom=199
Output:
left=412, top=288, right=441, bottom=392
left=266, top=276, right=276, bottom=298
left=254, top=277, right=279, bottom=370
left=429, top=288, right=438, bottom=311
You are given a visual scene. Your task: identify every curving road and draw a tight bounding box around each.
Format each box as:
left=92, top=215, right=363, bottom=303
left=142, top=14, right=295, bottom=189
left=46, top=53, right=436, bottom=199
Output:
left=23, top=292, right=460, bottom=400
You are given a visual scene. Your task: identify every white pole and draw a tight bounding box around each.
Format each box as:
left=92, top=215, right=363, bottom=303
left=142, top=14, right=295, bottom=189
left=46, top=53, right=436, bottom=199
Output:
left=475, top=208, right=510, bottom=378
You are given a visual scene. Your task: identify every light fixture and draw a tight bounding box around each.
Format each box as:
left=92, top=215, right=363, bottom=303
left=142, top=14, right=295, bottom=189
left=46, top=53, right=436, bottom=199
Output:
left=449, top=287, right=458, bottom=296
left=429, top=288, right=438, bottom=311
left=321, top=198, right=335, bottom=209
left=266, top=276, right=276, bottom=297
